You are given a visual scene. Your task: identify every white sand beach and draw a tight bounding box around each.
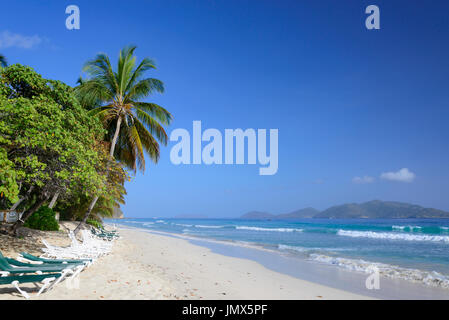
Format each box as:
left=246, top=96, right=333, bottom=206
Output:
left=0, top=226, right=371, bottom=300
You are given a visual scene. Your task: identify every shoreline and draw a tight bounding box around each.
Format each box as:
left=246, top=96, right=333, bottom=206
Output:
left=3, top=224, right=448, bottom=299
left=1, top=225, right=371, bottom=300
left=114, top=224, right=449, bottom=300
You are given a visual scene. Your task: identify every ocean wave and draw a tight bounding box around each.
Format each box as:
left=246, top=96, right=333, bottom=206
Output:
left=278, top=244, right=353, bottom=253
left=155, top=220, right=166, bottom=223
left=194, top=225, right=226, bottom=229
left=236, top=226, right=303, bottom=232
left=142, top=222, right=154, bottom=226
left=338, top=230, right=449, bottom=243
left=278, top=244, right=310, bottom=252
left=392, top=225, right=422, bottom=232
left=173, top=223, right=193, bottom=227
left=309, top=254, right=449, bottom=289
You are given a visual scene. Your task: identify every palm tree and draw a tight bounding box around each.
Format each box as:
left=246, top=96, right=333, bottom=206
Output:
left=0, top=54, right=7, bottom=67
left=74, top=45, right=172, bottom=231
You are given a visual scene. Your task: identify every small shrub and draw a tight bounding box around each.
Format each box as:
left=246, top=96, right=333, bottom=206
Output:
left=24, top=206, right=59, bottom=231
left=87, top=219, right=103, bottom=229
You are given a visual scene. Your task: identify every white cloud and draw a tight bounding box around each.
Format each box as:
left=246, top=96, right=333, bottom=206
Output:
left=0, top=31, right=42, bottom=49
left=352, top=176, right=375, bottom=184
left=380, top=168, right=415, bottom=183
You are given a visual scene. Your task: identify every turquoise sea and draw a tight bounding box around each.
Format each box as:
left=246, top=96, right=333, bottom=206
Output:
left=109, top=218, right=449, bottom=289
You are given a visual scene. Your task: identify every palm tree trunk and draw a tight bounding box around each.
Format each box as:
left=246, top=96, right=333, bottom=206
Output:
left=74, top=194, right=99, bottom=233
left=48, top=191, right=60, bottom=209
left=74, top=116, right=122, bottom=234
left=109, top=116, right=122, bottom=157
left=9, top=196, right=49, bottom=236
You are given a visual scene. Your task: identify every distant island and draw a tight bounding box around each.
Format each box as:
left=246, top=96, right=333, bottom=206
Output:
left=240, top=200, right=449, bottom=219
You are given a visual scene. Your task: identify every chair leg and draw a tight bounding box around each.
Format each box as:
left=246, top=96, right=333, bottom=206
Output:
left=12, top=281, right=30, bottom=299
left=47, top=269, right=72, bottom=290
left=37, top=277, right=56, bottom=296
left=70, top=265, right=85, bottom=279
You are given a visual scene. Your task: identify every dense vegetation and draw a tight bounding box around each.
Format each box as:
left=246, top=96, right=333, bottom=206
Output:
left=0, top=47, right=170, bottom=235
left=24, top=206, right=59, bottom=231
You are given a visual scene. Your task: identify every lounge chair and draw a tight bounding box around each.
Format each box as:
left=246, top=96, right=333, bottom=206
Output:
left=92, top=227, right=118, bottom=240
left=0, top=273, right=62, bottom=299
left=6, top=256, right=81, bottom=267
left=80, top=230, right=113, bottom=253
left=68, top=232, right=111, bottom=256
left=0, top=252, right=82, bottom=298
left=18, top=252, right=93, bottom=266
left=41, top=238, right=101, bottom=259
left=0, top=252, right=78, bottom=274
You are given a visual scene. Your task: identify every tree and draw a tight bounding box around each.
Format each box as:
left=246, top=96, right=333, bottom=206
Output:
left=0, top=64, right=108, bottom=235
left=0, top=54, right=6, bottom=68
left=55, top=141, right=129, bottom=222
left=74, top=46, right=172, bottom=231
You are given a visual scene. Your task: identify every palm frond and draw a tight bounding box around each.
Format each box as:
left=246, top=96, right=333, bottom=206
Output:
left=133, top=120, right=160, bottom=164
left=0, top=54, right=7, bottom=67
left=117, top=46, right=137, bottom=97
left=127, top=125, right=145, bottom=171
left=74, top=79, right=114, bottom=109
left=126, top=78, right=164, bottom=101
left=83, top=53, right=119, bottom=93
left=125, top=57, right=157, bottom=93
left=133, top=102, right=172, bottom=125
left=134, top=108, right=168, bottom=145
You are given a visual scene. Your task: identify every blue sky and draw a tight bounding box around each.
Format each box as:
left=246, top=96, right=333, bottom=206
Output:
left=1, top=0, right=449, bottom=217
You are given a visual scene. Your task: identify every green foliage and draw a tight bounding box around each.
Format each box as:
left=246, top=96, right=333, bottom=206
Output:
left=0, top=148, right=19, bottom=203
left=54, top=141, right=129, bottom=221
left=24, top=206, right=59, bottom=231
left=86, top=219, right=103, bottom=229
left=0, top=64, right=110, bottom=209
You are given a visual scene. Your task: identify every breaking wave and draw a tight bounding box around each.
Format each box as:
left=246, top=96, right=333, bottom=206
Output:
left=337, top=230, right=449, bottom=243
left=310, top=254, right=449, bottom=289
left=392, top=225, right=422, bottom=232
left=194, top=225, right=226, bottom=229
left=236, top=226, right=303, bottom=232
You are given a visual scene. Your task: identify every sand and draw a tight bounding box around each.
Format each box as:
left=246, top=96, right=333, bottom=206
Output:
left=0, top=226, right=371, bottom=300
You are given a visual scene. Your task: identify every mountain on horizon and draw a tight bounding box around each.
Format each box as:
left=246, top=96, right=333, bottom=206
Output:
left=315, top=200, right=449, bottom=219
left=277, top=207, right=320, bottom=219
left=240, top=201, right=449, bottom=219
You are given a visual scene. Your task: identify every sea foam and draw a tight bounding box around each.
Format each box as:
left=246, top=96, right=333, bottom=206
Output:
left=143, top=222, right=154, bottom=226
left=392, top=225, right=422, bottom=232
left=236, top=226, right=303, bottom=232
left=338, top=230, right=449, bottom=243
left=194, top=225, right=226, bottom=229
left=309, top=254, right=449, bottom=289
